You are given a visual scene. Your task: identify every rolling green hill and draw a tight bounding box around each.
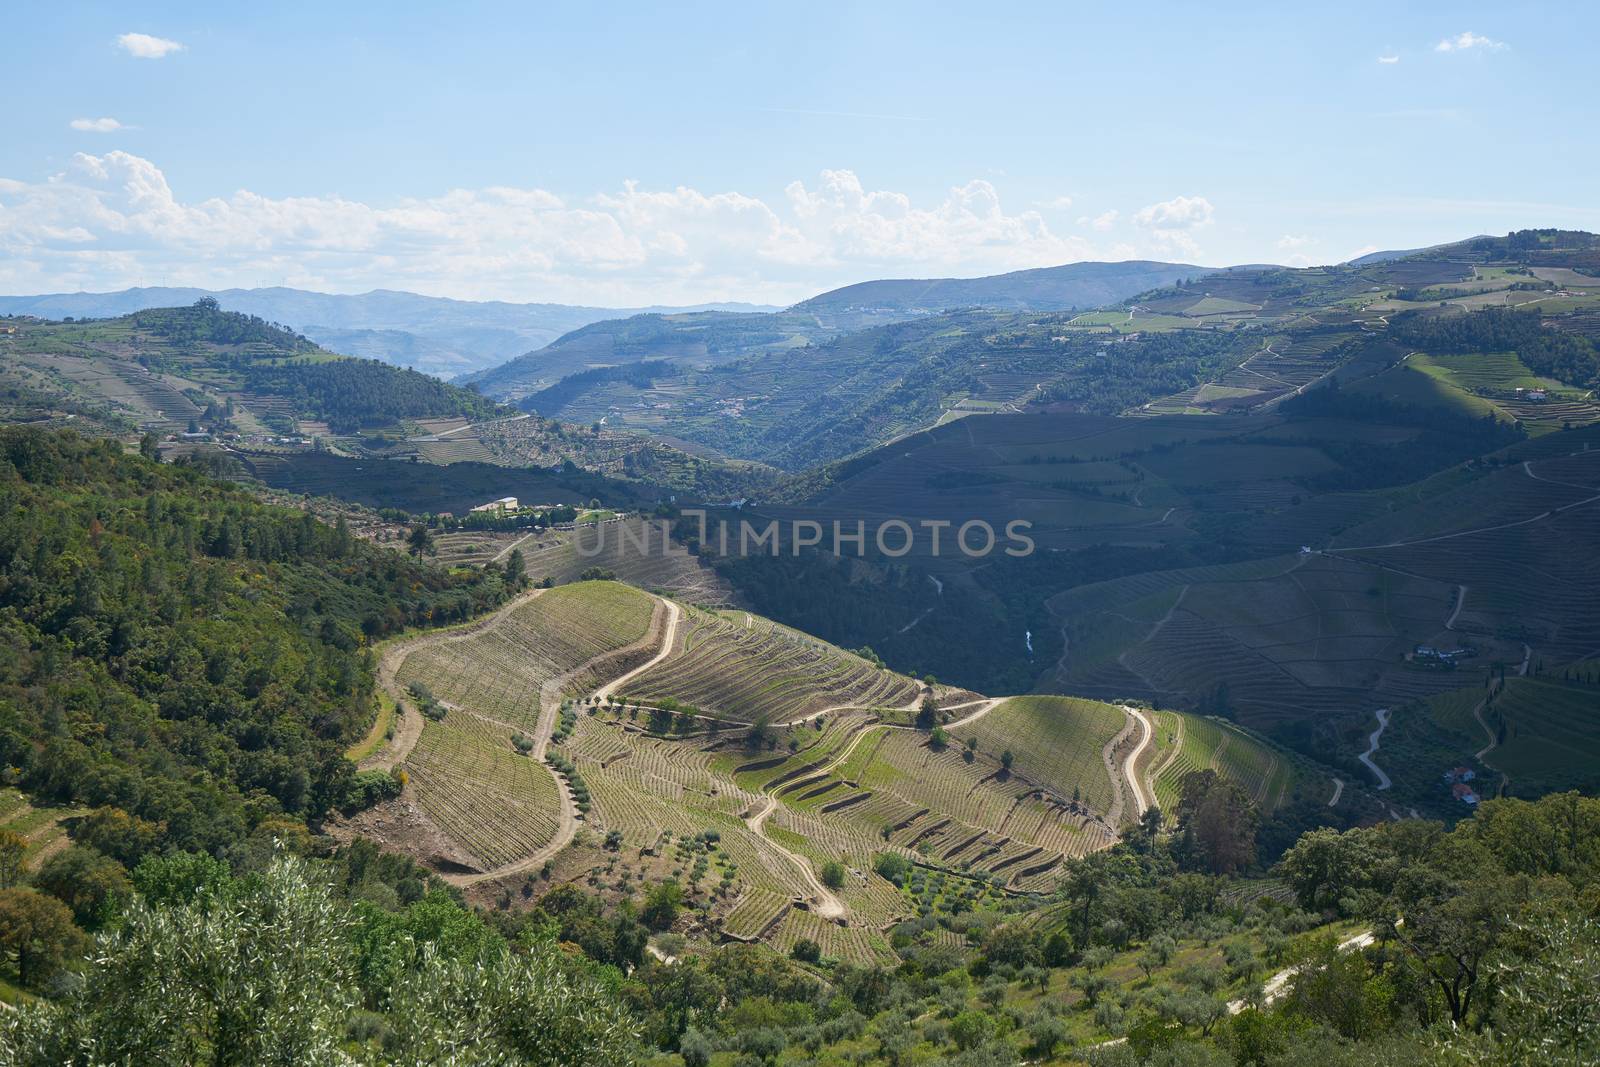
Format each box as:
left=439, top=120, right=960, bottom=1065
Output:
left=0, top=299, right=502, bottom=438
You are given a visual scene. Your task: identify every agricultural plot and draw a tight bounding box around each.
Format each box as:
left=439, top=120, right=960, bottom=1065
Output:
left=404, top=717, right=563, bottom=870
left=1349, top=361, right=1503, bottom=421
left=948, top=697, right=1127, bottom=815
left=1046, top=552, right=1471, bottom=727
left=1403, top=352, right=1600, bottom=433
left=769, top=723, right=1117, bottom=885
left=430, top=529, right=529, bottom=567
left=624, top=607, right=920, bottom=724
left=769, top=909, right=898, bottom=965
left=1330, top=460, right=1591, bottom=549
left=397, top=581, right=657, bottom=712
left=0, top=789, right=81, bottom=871
left=516, top=518, right=736, bottom=606
left=394, top=582, right=658, bottom=872
left=1147, top=712, right=1317, bottom=815
left=1472, top=675, right=1600, bottom=795
left=1333, top=449, right=1600, bottom=665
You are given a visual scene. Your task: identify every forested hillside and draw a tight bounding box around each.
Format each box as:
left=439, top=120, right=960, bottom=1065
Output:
left=0, top=428, right=513, bottom=856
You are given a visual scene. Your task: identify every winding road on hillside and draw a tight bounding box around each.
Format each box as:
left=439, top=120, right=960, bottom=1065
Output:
left=1120, top=706, right=1154, bottom=818
left=739, top=696, right=1005, bottom=922
left=1332, top=457, right=1600, bottom=553
left=743, top=796, right=847, bottom=921
left=364, top=586, right=553, bottom=772
left=1358, top=708, right=1392, bottom=790
left=450, top=597, right=680, bottom=887
left=592, top=598, right=682, bottom=703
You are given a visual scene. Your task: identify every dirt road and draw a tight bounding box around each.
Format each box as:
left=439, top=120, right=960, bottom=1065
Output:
left=415, top=594, right=679, bottom=888
left=1120, top=706, right=1154, bottom=817
left=743, top=796, right=846, bottom=920
left=364, top=587, right=552, bottom=771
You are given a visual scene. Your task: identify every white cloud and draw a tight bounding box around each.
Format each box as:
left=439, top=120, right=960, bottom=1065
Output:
left=1077, top=209, right=1118, bottom=232
left=1041, top=195, right=1074, bottom=211
left=1133, top=195, right=1214, bottom=229
left=1277, top=236, right=1315, bottom=268
left=1435, top=31, right=1505, bottom=53
left=0, top=155, right=1196, bottom=304
left=1131, top=196, right=1214, bottom=260
left=117, top=33, right=184, bottom=59
left=1377, top=54, right=1400, bottom=64
left=69, top=117, right=125, bottom=133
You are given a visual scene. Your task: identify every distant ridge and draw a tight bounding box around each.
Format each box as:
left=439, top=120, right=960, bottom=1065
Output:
left=0, top=286, right=778, bottom=379
left=792, top=259, right=1218, bottom=313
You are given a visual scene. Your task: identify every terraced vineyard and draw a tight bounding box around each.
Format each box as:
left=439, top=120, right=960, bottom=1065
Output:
left=516, top=518, right=736, bottom=606
left=1471, top=674, right=1600, bottom=794
left=391, top=581, right=659, bottom=872
left=397, top=581, right=657, bottom=706
left=1046, top=550, right=1476, bottom=728
left=369, top=591, right=1344, bottom=956
left=1147, top=711, right=1323, bottom=814
left=624, top=607, right=921, bottom=724
left=404, top=716, right=564, bottom=868
left=948, top=696, right=1128, bottom=815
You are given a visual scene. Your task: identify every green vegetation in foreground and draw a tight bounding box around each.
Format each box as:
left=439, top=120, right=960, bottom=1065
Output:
left=0, top=785, right=1594, bottom=1065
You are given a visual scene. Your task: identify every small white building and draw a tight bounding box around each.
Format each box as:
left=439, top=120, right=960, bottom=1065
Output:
left=470, top=496, right=519, bottom=513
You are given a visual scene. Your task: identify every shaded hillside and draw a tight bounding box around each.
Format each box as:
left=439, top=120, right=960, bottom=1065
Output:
left=464, top=260, right=1223, bottom=406
left=459, top=310, right=832, bottom=399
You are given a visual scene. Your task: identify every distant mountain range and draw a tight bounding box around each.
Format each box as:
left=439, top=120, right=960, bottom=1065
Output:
left=0, top=287, right=778, bottom=379
left=464, top=258, right=1251, bottom=399
left=794, top=259, right=1219, bottom=314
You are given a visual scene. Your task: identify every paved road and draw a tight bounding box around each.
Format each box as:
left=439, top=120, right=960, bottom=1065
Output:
left=1358, top=708, right=1392, bottom=790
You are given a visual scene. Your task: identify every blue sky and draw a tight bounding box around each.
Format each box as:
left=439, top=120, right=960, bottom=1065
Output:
left=2, top=1, right=1596, bottom=304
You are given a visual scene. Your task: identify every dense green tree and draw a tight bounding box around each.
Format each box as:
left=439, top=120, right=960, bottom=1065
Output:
left=32, top=847, right=129, bottom=929
left=0, top=888, right=83, bottom=988
left=1174, top=770, right=1259, bottom=875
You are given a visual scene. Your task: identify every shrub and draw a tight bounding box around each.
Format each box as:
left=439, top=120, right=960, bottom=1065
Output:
left=873, top=852, right=912, bottom=885
left=342, top=769, right=403, bottom=813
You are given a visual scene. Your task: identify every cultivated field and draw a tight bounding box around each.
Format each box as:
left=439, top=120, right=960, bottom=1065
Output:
left=390, top=581, right=660, bottom=872
left=623, top=607, right=921, bottom=723
left=1145, top=712, right=1321, bottom=815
